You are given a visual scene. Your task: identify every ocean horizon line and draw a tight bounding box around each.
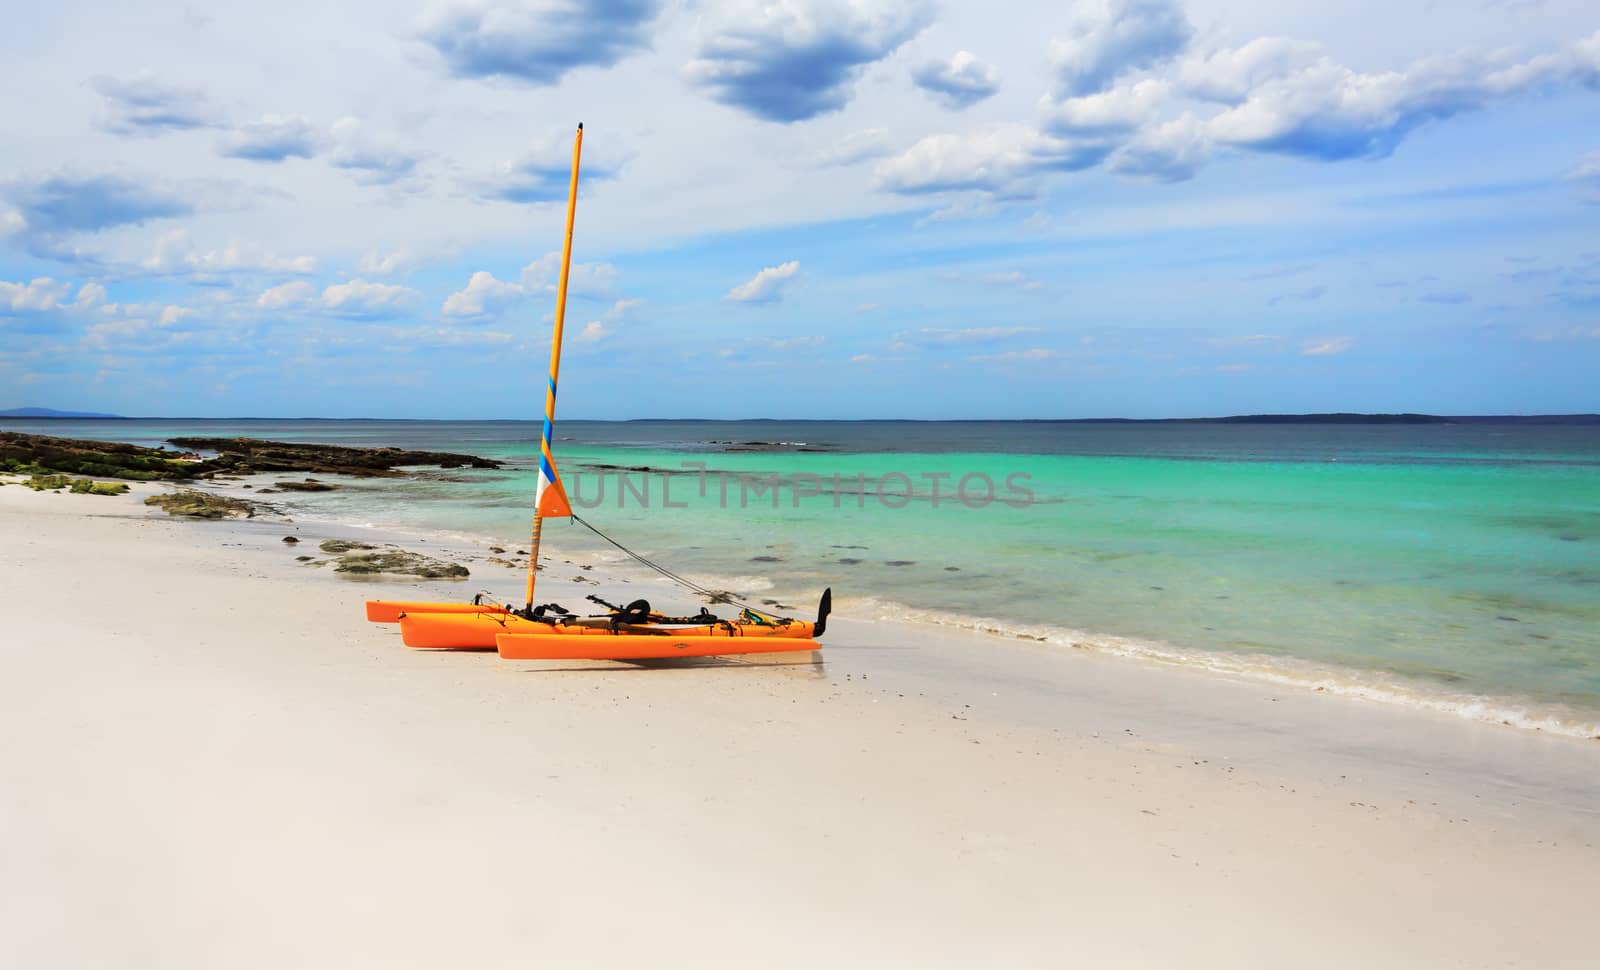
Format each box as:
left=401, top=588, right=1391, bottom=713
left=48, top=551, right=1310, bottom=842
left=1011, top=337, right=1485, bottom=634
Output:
left=4, top=410, right=1599, bottom=425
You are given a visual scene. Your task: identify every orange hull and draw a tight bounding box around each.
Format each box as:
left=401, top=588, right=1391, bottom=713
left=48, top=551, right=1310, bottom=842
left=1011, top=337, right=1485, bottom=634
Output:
left=394, top=588, right=831, bottom=652
left=365, top=600, right=509, bottom=624
left=398, top=610, right=547, bottom=648
left=497, top=632, right=820, bottom=660
left=398, top=610, right=822, bottom=650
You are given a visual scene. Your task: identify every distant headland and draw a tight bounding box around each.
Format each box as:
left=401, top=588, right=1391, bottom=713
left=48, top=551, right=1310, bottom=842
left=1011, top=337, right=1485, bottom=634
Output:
left=0, top=407, right=126, bottom=419
left=1070, top=413, right=1600, bottom=425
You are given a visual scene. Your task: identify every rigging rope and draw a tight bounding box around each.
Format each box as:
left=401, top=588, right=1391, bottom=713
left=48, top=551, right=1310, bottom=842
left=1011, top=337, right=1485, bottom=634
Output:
left=568, top=512, right=787, bottom=620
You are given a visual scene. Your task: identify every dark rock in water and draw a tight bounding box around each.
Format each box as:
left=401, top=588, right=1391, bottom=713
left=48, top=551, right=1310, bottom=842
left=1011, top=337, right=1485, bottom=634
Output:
left=838, top=558, right=862, bottom=565
left=831, top=544, right=868, bottom=550
left=256, top=488, right=280, bottom=494
left=274, top=480, right=339, bottom=492
left=885, top=560, right=915, bottom=567
left=282, top=536, right=299, bottom=544
left=517, top=550, right=529, bottom=556
left=319, top=539, right=377, bottom=554
left=489, top=546, right=506, bottom=554
left=945, top=566, right=960, bottom=571
left=242, top=484, right=253, bottom=489
left=167, top=436, right=502, bottom=478
left=584, top=462, right=657, bottom=473
left=1558, top=535, right=1581, bottom=542
left=1496, top=615, right=1521, bottom=622
left=713, top=439, right=836, bottom=454
left=750, top=555, right=783, bottom=563
left=1149, top=586, right=1165, bottom=591
left=144, top=490, right=256, bottom=519
left=295, top=555, right=314, bottom=562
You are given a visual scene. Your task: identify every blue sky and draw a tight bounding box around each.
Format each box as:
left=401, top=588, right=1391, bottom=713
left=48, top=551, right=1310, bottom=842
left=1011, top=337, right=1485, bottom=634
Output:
left=1, top=0, right=1597, bottom=419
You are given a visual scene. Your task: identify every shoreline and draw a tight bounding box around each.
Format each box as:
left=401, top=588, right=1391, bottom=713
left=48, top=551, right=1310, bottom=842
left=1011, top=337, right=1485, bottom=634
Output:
left=172, top=467, right=1600, bottom=742
left=6, top=422, right=1598, bottom=741
left=2, top=481, right=1598, bottom=967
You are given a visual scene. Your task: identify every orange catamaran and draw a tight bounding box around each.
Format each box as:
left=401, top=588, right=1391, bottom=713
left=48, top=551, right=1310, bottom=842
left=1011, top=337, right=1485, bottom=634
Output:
left=365, top=124, right=830, bottom=660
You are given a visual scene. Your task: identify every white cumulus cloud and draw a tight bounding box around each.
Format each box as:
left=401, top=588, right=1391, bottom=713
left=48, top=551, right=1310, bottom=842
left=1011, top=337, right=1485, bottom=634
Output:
left=874, top=125, right=1111, bottom=199
left=158, top=305, right=196, bottom=327
left=726, top=261, right=799, bottom=303
left=256, top=280, right=314, bottom=310
left=903, top=326, right=1041, bottom=346
left=687, top=0, right=933, bottom=122
left=1, top=277, right=72, bottom=312
left=519, top=251, right=619, bottom=297
left=1043, top=78, right=1170, bottom=137
left=576, top=297, right=642, bottom=343
left=218, top=115, right=320, bottom=162
left=442, top=270, right=526, bottom=317
left=1208, top=32, right=1600, bottom=161
left=912, top=51, right=1001, bottom=110
left=144, top=230, right=317, bottom=277
left=1302, top=336, right=1353, bottom=356
left=418, top=0, right=664, bottom=85
left=1179, top=37, right=1322, bottom=104
left=811, top=128, right=896, bottom=167
left=968, top=348, right=1061, bottom=362
left=321, top=279, right=417, bottom=315
left=73, top=282, right=107, bottom=309
left=1050, top=0, right=1192, bottom=97
left=359, top=250, right=419, bottom=276
left=1572, top=152, right=1600, bottom=204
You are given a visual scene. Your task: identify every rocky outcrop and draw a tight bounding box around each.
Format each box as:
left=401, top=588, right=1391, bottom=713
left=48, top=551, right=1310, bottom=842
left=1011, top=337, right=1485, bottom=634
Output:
left=329, top=548, right=470, bottom=579
left=0, top=431, right=501, bottom=482
left=0, top=432, right=199, bottom=480
left=167, top=438, right=502, bottom=477
left=144, top=490, right=258, bottom=519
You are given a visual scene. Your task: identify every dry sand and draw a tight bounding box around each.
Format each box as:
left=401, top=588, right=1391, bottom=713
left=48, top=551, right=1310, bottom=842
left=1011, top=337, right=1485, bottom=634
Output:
left=1, top=481, right=1596, bottom=969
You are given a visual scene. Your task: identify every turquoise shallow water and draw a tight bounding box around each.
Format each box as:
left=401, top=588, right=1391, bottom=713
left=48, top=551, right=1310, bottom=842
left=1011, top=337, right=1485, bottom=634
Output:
left=9, top=417, right=1599, bottom=734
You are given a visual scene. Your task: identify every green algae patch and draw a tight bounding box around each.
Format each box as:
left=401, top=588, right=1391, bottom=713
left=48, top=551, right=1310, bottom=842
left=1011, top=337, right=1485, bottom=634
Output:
left=72, top=479, right=130, bottom=496
left=319, top=539, right=378, bottom=554
left=23, top=474, right=129, bottom=495
left=144, top=490, right=257, bottom=519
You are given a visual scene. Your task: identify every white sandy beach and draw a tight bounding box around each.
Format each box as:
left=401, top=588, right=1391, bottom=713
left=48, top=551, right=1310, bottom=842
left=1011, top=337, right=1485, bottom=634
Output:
left=2, top=480, right=1596, bottom=969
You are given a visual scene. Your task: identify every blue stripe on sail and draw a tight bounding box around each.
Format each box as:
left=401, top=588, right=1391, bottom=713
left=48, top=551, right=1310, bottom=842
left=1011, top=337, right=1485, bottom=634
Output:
left=539, top=454, right=557, bottom=484
left=542, top=416, right=554, bottom=448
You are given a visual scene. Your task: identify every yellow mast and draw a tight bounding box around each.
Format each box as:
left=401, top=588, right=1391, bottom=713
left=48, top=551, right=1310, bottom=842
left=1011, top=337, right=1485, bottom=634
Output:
left=524, top=123, right=583, bottom=613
